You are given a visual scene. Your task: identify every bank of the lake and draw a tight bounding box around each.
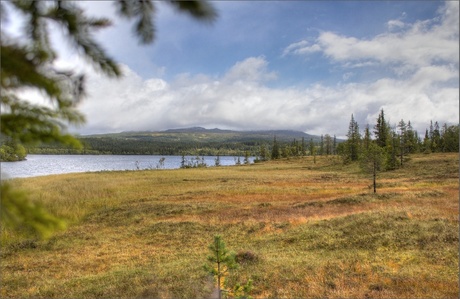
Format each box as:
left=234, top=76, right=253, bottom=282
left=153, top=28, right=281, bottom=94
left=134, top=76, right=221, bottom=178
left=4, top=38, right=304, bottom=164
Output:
left=1, top=154, right=254, bottom=179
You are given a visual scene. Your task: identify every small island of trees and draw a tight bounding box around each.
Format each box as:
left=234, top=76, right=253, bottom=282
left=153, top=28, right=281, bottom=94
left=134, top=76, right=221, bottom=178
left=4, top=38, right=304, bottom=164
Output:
left=0, top=138, right=27, bottom=162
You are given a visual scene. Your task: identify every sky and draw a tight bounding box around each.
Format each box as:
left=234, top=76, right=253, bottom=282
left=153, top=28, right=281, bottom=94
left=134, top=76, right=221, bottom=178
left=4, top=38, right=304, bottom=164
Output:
left=6, top=1, right=460, bottom=138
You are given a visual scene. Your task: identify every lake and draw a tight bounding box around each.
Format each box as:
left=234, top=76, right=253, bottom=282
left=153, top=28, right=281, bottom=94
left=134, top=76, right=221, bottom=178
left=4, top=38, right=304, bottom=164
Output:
left=1, top=155, right=254, bottom=179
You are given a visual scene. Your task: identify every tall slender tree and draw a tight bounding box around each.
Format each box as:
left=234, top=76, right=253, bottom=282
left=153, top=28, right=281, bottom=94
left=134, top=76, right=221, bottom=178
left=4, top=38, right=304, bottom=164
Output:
left=423, top=129, right=431, bottom=153
left=386, top=129, right=400, bottom=170
left=405, top=121, right=419, bottom=154
left=324, top=134, right=333, bottom=156
left=301, top=137, right=306, bottom=156
left=271, top=136, right=280, bottom=160
left=362, top=124, right=372, bottom=152
left=345, top=114, right=361, bottom=162
left=431, top=121, right=441, bottom=152
left=309, top=138, right=316, bottom=164
left=374, top=109, right=390, bottom=148
left=319, top=135, right=324, bottom=156
left=398, top=119, right=407, bottom=166
left=333, top=135, right=337, bottom=155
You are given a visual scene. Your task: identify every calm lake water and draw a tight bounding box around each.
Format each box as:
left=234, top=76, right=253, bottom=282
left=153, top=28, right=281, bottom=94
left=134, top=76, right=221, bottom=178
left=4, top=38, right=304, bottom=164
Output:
left=1, top=155, right=254, bottom=179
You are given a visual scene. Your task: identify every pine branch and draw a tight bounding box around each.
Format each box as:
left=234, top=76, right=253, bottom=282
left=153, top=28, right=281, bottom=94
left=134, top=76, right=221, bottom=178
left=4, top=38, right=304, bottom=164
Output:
left=45, top=1, right=121, bottom=77
left=1, top=182, right=67, bottom=239
left=114, top=0, right=156, bottom=44
left=1, top=44, right=61, bottom=97
left=168, top=0, right=218, bottom=22
left=1, top=94, right=84, bottom=147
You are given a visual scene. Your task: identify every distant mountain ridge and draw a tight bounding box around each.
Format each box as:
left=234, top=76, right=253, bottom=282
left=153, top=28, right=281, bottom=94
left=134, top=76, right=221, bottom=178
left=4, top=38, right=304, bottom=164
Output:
left=158, top=127, right=319, bottom=140
left=163, top=127, right=234, bottom=134
left=31, top=127, right=335, bottom=156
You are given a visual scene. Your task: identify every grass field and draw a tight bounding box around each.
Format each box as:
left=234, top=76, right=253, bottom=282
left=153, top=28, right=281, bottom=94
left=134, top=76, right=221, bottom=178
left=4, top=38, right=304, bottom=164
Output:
left=1, top=153, right=458, bottom=298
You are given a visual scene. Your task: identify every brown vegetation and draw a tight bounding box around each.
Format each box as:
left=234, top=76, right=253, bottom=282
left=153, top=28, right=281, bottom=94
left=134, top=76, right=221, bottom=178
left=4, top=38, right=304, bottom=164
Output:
left=1, top=153, right=458, bottom=298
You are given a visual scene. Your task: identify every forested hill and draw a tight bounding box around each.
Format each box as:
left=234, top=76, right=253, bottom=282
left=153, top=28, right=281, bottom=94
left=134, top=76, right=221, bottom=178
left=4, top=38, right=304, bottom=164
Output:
left=28, top=127, right=325, bottom=156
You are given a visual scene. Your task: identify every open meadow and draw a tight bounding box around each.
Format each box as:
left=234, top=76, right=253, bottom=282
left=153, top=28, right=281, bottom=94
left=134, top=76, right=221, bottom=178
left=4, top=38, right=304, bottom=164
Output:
left=1, top=153, right=458, bottom=298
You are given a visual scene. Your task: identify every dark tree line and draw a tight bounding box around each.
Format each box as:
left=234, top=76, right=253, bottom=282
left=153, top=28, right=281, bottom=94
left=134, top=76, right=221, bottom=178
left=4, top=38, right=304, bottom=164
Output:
left=334, top=109, right=458, bottom=193
left=27, top=137, right=265, bottom=157
left=258, top=135, right=338, bottom=162
left=27, top=132, right=323, bottom=158
left=339, top=109, right=459, bottom=169
left=259, top=109, right=458, bottom=167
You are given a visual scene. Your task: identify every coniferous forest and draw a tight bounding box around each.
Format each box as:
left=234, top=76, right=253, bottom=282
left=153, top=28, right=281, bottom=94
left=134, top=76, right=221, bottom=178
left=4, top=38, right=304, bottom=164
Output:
left=1, top=110, right=458, bottom=162
left=338, top=109, right=459, bottom=169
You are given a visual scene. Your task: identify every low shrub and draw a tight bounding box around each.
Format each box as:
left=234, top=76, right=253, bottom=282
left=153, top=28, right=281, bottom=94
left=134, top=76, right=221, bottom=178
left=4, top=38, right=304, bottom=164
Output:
left=235, top=250, right=259, bottom=264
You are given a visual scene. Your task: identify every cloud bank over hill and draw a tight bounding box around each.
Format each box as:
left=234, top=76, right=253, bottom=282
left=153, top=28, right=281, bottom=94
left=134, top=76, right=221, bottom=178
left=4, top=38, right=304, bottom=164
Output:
left=59, top=1, right=458, bottom=137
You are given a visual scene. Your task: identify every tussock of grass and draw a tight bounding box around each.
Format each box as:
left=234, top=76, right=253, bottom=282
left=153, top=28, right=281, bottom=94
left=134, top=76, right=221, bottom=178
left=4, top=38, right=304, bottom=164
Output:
left=1, top=153, right=458, bottom=298
left=285, top=211, right=458, bottom=252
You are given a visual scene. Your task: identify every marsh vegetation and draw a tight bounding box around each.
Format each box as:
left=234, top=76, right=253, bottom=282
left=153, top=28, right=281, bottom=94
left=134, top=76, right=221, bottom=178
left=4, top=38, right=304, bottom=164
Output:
left=1, top=153, right=458, bottom=298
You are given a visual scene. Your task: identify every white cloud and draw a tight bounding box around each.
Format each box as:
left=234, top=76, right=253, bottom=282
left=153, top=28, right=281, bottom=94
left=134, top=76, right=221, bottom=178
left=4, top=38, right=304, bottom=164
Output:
left=76, top=52, right=458, bottom=138
left=44, top=1, right=457, bottom=138
left=408, top=65, right=458, bottom=89
left=387, top=19, right=406, bottom=31
left=284, top=1, right=459, bottom=72
left=282, top=40, right=321, bottom=56
left=223, top=56, right=277, bottom=83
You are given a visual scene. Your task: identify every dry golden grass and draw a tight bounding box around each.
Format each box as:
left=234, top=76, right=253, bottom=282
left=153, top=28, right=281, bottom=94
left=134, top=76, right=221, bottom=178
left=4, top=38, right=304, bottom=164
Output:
left=1, top=153, right=458, bottom=298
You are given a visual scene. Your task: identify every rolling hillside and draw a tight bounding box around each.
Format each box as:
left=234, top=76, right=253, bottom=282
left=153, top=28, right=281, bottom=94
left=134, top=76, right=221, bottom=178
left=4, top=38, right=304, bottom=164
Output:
left=29, top=127, right=333, bottom=156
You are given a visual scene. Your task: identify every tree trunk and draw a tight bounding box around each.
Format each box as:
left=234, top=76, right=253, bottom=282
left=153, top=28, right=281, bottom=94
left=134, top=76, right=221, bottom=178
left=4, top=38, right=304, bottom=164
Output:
left=373, top=162, right=377, bottom=193
left=217, top=255, right=221, bottom=299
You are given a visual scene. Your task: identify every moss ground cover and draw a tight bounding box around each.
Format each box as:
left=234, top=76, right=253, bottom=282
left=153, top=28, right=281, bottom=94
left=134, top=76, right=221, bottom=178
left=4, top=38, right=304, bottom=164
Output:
left=1, top=153, right=458, bottom=298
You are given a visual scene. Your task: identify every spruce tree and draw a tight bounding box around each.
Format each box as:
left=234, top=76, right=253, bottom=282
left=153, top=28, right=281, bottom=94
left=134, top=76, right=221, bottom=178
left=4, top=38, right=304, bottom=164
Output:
left=301, top=137, right=306, bottom=156
left=333, top=135, right=337, bottom=155
left=386, top=129, right=400, bottom=170
left=324, top=134, right=332, bottom=156
left=398, top=119, right=407, bottom=166
left=429, top=120, right=434, bottom=140
left=405, top=121, right=419, bottom=153
left=319, top=135, right=324, bottom=156
left=346, top=114, right=361, bottom=162
left=309, top=138, right=317, bottom=163
left=374, top=109, right=390, bottom=148
left=423, top=129, right=431, bottom=153
left=271, top=136, right=280, bottom=160
left=431, top=121, right=441, bottom=152
left=362, top=124, right=372, bottom=152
